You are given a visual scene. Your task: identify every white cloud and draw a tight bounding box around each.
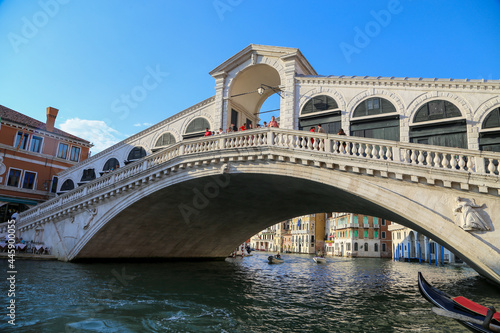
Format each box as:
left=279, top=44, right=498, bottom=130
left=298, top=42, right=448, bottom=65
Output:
left=133, top=122, right=154, bottom=127
left=59, top=118, right=127, bottom=154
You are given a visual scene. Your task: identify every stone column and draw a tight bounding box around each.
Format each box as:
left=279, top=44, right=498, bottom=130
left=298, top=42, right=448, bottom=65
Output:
left=212, top=72, right=227, bottom=130
left=280, top=57, right=297, bottom=130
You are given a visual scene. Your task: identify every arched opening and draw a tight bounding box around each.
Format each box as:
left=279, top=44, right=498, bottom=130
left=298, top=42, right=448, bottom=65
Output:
left=299, top=95, right=341, bottom=134
left=58, top=179, right=74, bottom=195
left=153, top=133, right=176, bottom=152
left=259, top=93, right=281, bottom=127
left=126, top=146, right=147, bottom=165
left=79, top=169, right=96, bottom=186
left=228, top=64, right=281, bottom=130
left=410, top=100, right=467, bottom=148
left=479, top=107, right=500, bottom=152
left=102, top=158, right=120, bottom=175
left=184, top=117, right=210, bottom=139
left=350, top=97, right=399, bottom=141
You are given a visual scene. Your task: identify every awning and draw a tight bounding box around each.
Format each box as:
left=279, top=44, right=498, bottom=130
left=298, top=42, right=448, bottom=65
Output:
left=0, top=196, right=39, bottom=206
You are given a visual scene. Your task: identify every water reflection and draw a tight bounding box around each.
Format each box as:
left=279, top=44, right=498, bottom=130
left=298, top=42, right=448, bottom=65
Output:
left=2, top=253, right=499, bottom=332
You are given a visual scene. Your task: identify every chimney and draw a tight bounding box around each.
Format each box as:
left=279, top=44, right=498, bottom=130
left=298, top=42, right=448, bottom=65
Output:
left=46, top=107, right=59, bottom=132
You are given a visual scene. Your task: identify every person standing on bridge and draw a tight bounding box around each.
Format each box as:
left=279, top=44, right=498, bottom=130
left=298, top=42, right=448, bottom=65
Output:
left=268, top=116, right=279, bottom=128
left=317, top=124, right=325, bottom=134
left=204, top=128, right=212, bottom=136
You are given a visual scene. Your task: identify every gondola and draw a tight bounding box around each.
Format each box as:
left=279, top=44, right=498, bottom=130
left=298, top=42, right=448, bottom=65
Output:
left=418, top=272, right=500, bottom=332
left=268, top=255, right=284, bottom=264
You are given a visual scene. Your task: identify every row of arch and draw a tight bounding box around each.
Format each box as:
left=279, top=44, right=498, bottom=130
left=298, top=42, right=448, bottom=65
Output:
left=299, top=95, right=500, bottom=151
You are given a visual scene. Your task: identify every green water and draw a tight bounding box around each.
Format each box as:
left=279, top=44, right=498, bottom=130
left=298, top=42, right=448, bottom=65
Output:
left=1, top=252, right=499, bottom=332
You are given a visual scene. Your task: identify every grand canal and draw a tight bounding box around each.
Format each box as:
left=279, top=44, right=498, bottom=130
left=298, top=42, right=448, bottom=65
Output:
left=2, top=252, right=500, bottom=332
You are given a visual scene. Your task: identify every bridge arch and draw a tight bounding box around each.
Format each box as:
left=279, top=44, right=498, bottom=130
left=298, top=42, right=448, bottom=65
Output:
left=227, top=63, right=283, bottom=128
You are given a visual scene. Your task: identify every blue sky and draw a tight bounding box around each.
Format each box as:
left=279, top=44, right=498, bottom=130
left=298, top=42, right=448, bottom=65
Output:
left=0, top=0, right=499, bottom=153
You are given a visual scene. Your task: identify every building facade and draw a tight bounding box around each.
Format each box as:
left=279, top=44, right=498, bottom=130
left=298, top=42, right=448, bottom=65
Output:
left=389, top=223, right=457, bottom=264
left=329, top=212, right=392, bottom=258
left=0, top=105, right=92, bottom=221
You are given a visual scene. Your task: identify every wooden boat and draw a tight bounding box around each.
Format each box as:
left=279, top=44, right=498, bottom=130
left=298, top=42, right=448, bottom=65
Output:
left=268, top=255, right=284, bottom=264
left=313, top=256, right=326, bottom=263
left=418, top=272, right=500, bottom=332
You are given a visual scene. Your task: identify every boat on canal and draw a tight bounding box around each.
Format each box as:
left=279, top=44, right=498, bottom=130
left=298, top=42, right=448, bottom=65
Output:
left=268, top=255, right=284, bottom=264
left=418, top=272, right=500, bottom=332
left=313, top=256, right=326, bottom=264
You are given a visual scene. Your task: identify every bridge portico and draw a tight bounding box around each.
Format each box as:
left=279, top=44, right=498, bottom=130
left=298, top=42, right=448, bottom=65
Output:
left=17, top=128, right=500, bottom=284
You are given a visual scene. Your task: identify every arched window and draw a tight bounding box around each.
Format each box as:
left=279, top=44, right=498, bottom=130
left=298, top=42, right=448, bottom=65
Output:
left=364, top=243, right=368, bottom=251
left=374, top=243, right=379, bottom=252
left=155, top=133, right=176, bottom=148
left=354, top=242, right=358, bottom=251
left=126, top=146, right=147, bottom=164
left=60, top=179, right=74, bottom=192
left=302, top=95, right=338, bottom=115
left=79, top=169, right=96, bottom=184
left=184, top=118, right=210, bottom=139
left=382, top=243, right=386, bottom=252
left=103, top=158, right=120, bottom=172
left=351, top=97, right=399, bottom=141
left=410, top=100, right=467, bottom=148
left=299, top=95, right=341, bottom=134
left=480, top=107, right=500, bottom=152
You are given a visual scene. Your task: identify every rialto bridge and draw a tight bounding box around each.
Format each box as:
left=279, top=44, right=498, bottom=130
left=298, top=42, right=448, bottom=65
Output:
left=15, top=44, right=500, bottom=284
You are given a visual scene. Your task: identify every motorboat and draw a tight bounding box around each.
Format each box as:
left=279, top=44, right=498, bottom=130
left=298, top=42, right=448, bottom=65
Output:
left=418, top=272, right=500, bottom=332
left=268, top=255, right=284, bottom=264
left=313, top=256, right=327, bottom=263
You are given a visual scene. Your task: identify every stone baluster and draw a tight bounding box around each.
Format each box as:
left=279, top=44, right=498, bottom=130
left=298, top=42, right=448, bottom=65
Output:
left=386, top=146, right=392, bottom=160
left=364, top=144, right=371, bottom=158
left=450, top=155, right=458, bottom=169
left=371, top=145, right=378, bottom=159
left=441, top=154, right=449, bottom=168
left=487, top=158, right=497, bottom=174
left=458, top=155, right=466, bottom=170
left=425, top=151, right=433, bottom=166
left=417, top=150, right=425, bottom=164
left=313, top=137, right=319, bottom=151
left=433, top=152, right=441, bottom=167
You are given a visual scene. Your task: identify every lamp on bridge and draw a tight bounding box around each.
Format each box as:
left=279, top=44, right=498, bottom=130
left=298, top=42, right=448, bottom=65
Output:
left=230, top=84, right=284, bottom=99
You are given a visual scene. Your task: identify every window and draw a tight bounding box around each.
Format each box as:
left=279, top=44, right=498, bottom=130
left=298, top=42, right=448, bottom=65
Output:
left=155, top=133, right=176, bottom=147
left=364, top=230, right=368, bottom=238
left=30, top=136, right=43, bottom=153
left=381, top=231, right=386, bottom=239
left=364, top=243, right=368, bottom=251
left=127, top=146, right=147, bottom=162
left=7, top=169, right=22, bottom=187
left=354, top=242, right=358, bottom=251
left=347, top=243, right=351, bottom=251
left=353, top=98, right=396, bottom=118
left=414, top=100, right=462, bottom=123
left=354, top=230, right=358, bottom=238
left=51, top=177, right=58, bottom=193
left=374, top=217, right=378, bottom=225
left=374, top=243, right=379, bottom=252
left=57, top=143, right=68, bottom=159
left=22, top=171, right=36, bottom=189
left=103, top=158, right=120, bottom=172
left=374, top=230, right=379, bottom=239
left=185, top=117, right=210, bottom=136
left=60, top=179, right=75, bottom=191
left=382, top=243, right=387, bottom=252
left=301, top=95, right=339, bottom=115
left=14, top=132, right=29, bottom=150
left=363, top=216, right=368, bottom=225
left=70, top=146, right=81, bottom=162
left=381, top=219, right=386, bottom=226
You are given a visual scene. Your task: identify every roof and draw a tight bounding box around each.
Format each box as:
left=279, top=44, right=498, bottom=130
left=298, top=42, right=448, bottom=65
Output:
left=0, top=104, right=91, bottom=144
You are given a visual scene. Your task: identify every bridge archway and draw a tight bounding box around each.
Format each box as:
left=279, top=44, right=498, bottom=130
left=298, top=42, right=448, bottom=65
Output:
left=227, top=64, right=281, bottom=129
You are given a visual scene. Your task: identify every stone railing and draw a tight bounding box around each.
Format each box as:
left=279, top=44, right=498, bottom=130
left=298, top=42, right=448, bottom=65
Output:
left=18, top=127, right=500, bottom=224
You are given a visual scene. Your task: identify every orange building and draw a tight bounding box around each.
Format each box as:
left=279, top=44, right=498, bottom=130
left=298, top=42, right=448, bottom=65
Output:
left=0, top=105, right=92, bottom=221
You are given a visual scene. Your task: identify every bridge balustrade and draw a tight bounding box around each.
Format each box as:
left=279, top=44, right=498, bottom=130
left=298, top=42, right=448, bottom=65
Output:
left=17, top=127, right=500, bottom=226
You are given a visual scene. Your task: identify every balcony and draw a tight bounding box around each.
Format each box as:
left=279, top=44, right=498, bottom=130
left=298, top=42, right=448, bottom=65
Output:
left=373, top=224, right=380, bottom=229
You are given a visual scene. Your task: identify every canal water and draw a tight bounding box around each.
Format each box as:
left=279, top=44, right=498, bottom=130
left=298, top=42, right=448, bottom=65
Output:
left=2, top=252, right=500, bottom=332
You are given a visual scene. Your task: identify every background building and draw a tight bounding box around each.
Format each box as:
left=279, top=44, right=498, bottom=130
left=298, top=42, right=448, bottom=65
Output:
left=0, top=105, right=92, bottom=221
left=389, top=223, right=458, bottom=264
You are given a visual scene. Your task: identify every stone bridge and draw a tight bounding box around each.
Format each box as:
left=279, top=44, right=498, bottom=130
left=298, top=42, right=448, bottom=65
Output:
left=17, top=128, right=500, bottom=284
